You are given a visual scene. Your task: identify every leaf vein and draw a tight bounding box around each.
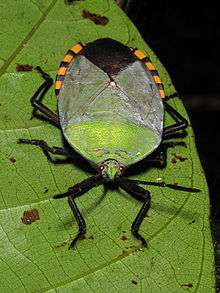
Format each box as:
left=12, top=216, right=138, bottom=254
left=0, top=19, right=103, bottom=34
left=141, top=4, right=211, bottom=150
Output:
left=0, top=0, right=58, bottom=78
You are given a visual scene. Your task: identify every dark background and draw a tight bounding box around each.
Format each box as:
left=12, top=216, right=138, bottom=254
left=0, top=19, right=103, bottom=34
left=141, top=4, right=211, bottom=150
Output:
left=124, top=1, right=220, bottom=290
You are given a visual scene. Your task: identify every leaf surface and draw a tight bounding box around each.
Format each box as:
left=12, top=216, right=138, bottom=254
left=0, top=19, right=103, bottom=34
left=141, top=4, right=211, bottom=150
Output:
left=0, top=0, right=215, bottom=292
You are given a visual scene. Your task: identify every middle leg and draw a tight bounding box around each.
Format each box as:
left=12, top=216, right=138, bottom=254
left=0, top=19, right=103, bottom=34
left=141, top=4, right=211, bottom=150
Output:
left=18, top=138, right=72, bottom=163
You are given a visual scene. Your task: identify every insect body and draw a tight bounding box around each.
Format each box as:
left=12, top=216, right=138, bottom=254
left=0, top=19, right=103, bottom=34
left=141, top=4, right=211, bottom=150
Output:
left=19, top=38, right=199, bottom=249
left=57, top=39, right=164, bottom=168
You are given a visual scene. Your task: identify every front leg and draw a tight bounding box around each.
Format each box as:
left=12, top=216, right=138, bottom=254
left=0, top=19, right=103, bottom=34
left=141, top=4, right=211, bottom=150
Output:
left=53, top=174, right=104, bottom=249
left=67, top=196, right=87, bottom=250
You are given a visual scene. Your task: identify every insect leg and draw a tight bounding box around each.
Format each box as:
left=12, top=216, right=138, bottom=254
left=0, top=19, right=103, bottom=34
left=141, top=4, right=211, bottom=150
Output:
left=31, top=66, right=59, bottom=127
left=144, top=141, right=186, bottom=168
left=164, top=92, right=179, bottom=101
left=144, top=146, right=167, bottom=168
left=68, top=196, right=86, bottom=250
left=53, top=175, right=103, bottom=249
left=131, top=195, right=150, bottom=247
left=163, top=102, right=188, bottom=138
left=125, top=178, right=200, bottom=193
left=118, top=179, right=151, bottom=247
left=18, top=139, right=72, bottom=163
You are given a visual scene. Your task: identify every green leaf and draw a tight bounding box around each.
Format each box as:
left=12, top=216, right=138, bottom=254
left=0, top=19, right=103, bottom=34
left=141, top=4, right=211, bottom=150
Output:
left=0, top=0, right=215, bottom=292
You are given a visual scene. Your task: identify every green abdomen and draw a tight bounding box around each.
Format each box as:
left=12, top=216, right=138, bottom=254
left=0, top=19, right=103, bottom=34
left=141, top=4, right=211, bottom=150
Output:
left=64, top=120, right=160, bottom=166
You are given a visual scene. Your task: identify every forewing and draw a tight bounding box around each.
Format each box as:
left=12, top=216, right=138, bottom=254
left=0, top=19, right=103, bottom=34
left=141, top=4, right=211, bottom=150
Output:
left=113, top=60, right=164, bottom=138
left=58, top=55, right=109, bottom=130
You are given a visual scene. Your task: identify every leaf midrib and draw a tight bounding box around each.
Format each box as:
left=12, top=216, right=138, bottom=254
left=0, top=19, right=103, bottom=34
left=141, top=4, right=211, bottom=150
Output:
left=0, top=0, right=58, bottom=78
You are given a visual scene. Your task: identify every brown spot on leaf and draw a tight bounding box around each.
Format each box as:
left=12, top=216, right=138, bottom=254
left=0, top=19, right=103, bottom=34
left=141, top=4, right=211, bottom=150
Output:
left=3, top=114, right=10, bottom=122
left=16, top=64, right=33, bottom=72
left=175, top=154, right=188, bottom=162
left=171, top=157, right=177, bottom=164
left=120, top=250, right=130, bottom=257
left=82, top=9, right=109, bottom=25
left=64, top=0, right=83, bottom=4
left=121, top=235, right=128, bottom=241
left=43, top=187, right=49, bottom=194
left=9, top=157, right=16, bottom=163
left=172, top=153, right=188, bottom=163
left=188, top=219, right=196, bottom=224
left=64, top=0, right=74, bottom=3
left=115, top=245, right=142, bottom=260
left=181, top=283, right=193, bottom=288
left=21, top=208, right=39, bottom=225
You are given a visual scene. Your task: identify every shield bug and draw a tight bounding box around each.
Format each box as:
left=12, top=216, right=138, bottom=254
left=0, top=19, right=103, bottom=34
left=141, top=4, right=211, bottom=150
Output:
left=18, top=38, right=200, bottom=249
